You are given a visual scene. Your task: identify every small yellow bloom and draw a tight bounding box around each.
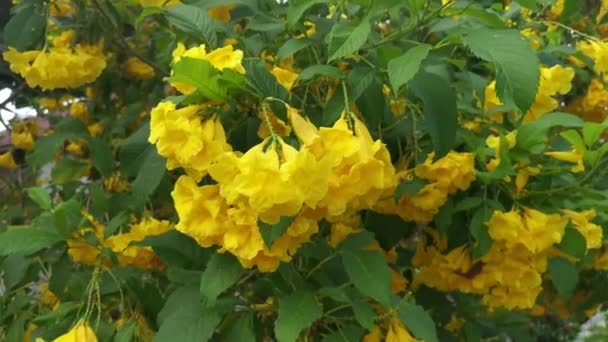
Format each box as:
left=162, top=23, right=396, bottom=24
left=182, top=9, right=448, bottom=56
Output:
left=563, top=209, right=603, bottom=249
left=207, top=4, right=235, bottom=22
left=87, top=123, right=104, bottom=137
left=270, top=66, right=299, bottom=91
left=70, top=101, right=89, bottom=123
left=546, top=148, right=585, bottom=173
left=0, top=151, right=17, bottom=170
left=295, top=20, right=316, bottom=38
left=11, top=131, right=34, bottom=150
left=54, top=320, right=98, bottom=342
left=124, top=57, right=155, bottom=80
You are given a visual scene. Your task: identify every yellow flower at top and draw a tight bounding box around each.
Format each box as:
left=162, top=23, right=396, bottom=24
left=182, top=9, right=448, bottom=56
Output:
left=170, top=43, right=245, bottom=94
left=54, top=320, right=98, bottom=342
left=3, top=30, right=106, bottom=90
left=207, top=4, right=235, bottom=22
left=563, top=209, right=603, bottom=249
left=271, top=66, right=299, bottom=91
left=0, top=151, right=17, bottom=170
left=139, top=0, right=181, bottom=6
left=577, top=39, right=608, bottom=74
left=124, top=57, right=155, bottom=80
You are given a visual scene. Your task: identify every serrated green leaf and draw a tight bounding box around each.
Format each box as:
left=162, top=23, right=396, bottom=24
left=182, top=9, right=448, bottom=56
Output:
left=132, top=145, right=166, bottom=199
left=0, top=227, right=63, bottom=256
left=221, top=313, right=256, bottom=342
left=259, top=215, right=297, bottom=249
left=548, top=257, right=578, bottom=300
left=328, top=20, right=371, bottom=62
left=558, top=226, right=587, bottom=259
left=394, top=178, right=427, bottom=202
left=398, top=303, right=439, bottom=342
left=287, top=0, right=328, bottom=28
left=410, top=71, right=457, bottom=157
left=342, top=249, right=392, bottom=307
left=200, top=253, right=243, bottom=307
left=170, top=57, right=227, bottom=101
left=164, top=5, right=217, bottom=47
left=464, top=29, right=540, bottom=113
left=277, top=39, right=311, bottom=62
left=388, top=44, right=432, bottom=93
left=297, top=65, right=345, bottom=81
left=352, top=299, right=376, bottom=330
left=90, top=138, right=114, bottom=177
left=25, top=187, right=52, bottom=210
left=274, top=291, right=322, bottom=342
left=3, top=3, right=46, bottom=51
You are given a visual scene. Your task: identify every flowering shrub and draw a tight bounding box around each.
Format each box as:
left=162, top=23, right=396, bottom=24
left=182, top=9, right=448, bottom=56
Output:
left=2, top=0, right=608, bottom=341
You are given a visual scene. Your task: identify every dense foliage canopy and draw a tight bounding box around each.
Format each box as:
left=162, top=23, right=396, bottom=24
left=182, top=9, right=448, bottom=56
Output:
left=3, top=0, right=608, bottom=341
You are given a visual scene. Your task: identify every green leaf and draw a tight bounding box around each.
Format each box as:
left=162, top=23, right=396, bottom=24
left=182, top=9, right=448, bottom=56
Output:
left=132, top=145, right=166, bottom=199
left=221, top=313, right=256, bottom=342
left=26, top=134, right=66, bottom=170
left=398, top=303, right=439, bottom=342
left=51, top=158, right=89, bottom=185
left=1, top=254, right=29, bottom=290
left=341, top=249, right=392, bottom=307
left=104, top=212, right=130, bottom=238
left=297, top=65, right=346, bottom=81
left=164, top=5, right=217, bottom=47
left=200, top=253, right=243, bottom=307
left=53, top=199, right=82, bottom=237
left=548, top=257, right=578, bottom=300
left=560, top=129, right=585, bottom=150
left=170, top=57, right=227, bottom=101
left=516, top=112, right=584, bottom=153
left=0, top=227, right=63, bottom=256
left=352, top=299, right=376, bottom=330
left=259, top=215, right=297, bottom=249
left=410, top=72, right=457, bottom=157
left=90, top=138, right=114, bottom=177
left=464, top=29, right=540, bottom=113
left=388, top=44, right=432, bottom=93
left=338, top=231, right=375, bottom=251
left=394, top=178, right=427, bottom=201
left=155, top=286, right=222, bottom=342
left=328, top=20, right=371, bottom=62
left=3, top=3, right=46, bottom=51
left=25, top=187, right=52, bottom=210
left=32, top=302, right=79, bottom=324
left=277, top=39, right=311, bottom=62
left=470, top=207, right=492, bottom=258
left=583, top=122, right=606, bottom=148
left=244, top=60, right=289, bottom=119
left=114, top=320, right=137, bottom=342
left=454, top=197, right=482, bottom=212
left=120, top=122, right=150, bottom=178
left=274, top=291, right=322, bottom=342
left=287, top=0, right=328, bottom=28
left=558, top=226, right=587, bottom=259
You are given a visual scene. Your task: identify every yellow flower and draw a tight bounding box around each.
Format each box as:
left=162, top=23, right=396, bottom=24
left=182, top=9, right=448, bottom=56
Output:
left=11, top=131, right=34, bottom=150
left=3, top=41, right=106, bottom=90
left=546, top=147, right=585, bottom=173
left=49, top=0, right=75, bottom=17
left=386, top=318, right=420, bottom=342
left=54, top=320, right=97, bottom=342
left=577, top=39, right=608, bottom=74
left=295, top=20, right=317, bottom=38
left=207, top=4, right=235, bottom=22
left=139, top=0, right=181, bottom=6
left=124, top=57, right=155, bottom=80
left=39, top=97, right=59, bottom=110
left=563, top=209, right=603, bottom=249
left=103, top=173, right=131, bottom=193
left=0, top=151, right=17, bottom=170
left=70, top=101, right=89, bottom=123
left=271, top=66, right=299, bottom=91
left=515, top=165, right=540, bottom=194
left=39, top=282, right=60, bottom=308
left=87, top=122, right=104, bottom=137
left=66, top=140, right=87, bottom=157
left=256, top=112, right=291, bottom=139
left=485, top=131, right=517, bottom=171
left=149, top=102, right=232, bottom=180
left=415, top=151, right=476, bottom=194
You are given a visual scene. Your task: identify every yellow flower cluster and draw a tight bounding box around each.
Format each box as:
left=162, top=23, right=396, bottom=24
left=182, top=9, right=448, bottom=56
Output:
left=566, top=79, right=608, bottom=123
left=170, top=43, right=245, bottom=94
left=414, top=207, right=602, bottom=310
left=68, top=214, right=172, bottom=271
left=164, top=106, right=396, bottom=271
left=377, top=151, right=476, bottom=223
left=11, top=119, right=38, bottom=151
left=3, top=31, right=106, bottom=90
left=149, top=102, right=231, bottom=180
left=484, top=65, right=574, bottom=122
left=577, top=39, right=608, bottom=74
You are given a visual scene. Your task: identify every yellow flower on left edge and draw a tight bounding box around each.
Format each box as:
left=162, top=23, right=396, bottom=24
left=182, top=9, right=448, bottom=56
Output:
left=0, top=151, right=17, bottom=170
left=3, top=30, right=106, bottom=90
